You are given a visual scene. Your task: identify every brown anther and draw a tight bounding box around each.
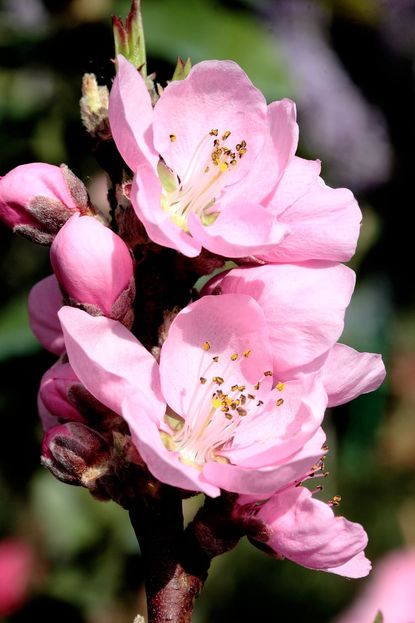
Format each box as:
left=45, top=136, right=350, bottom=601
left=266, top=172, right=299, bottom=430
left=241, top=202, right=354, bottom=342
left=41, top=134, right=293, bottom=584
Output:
left=239, top=148, right=247, bottom=156
left=276, top=398, right=284, bottom=407
left=248, top=394, right=255, bottom=400
left=213, top=139, right=220, bottom=147
left=230, top=402, right=237, bottom=410
left=210, top=129, right=218, bottom=136
left=243, top=349, right=252, bottom=358
left=322, top=443, right=329, bottom=452
left=240, top=395, right=246, bottom=405
left=241, top=140, right=246, bottom=147
left=203, top=341, right=211, bottom=351
left=169, top=134, right=176, bottom=142
left=230, top=159, right=237, bottom=166
left=221, top=405, right=230, bottom=412
left=237, top=407, right=247, bottom=416
left=256, top=400, right=264, bottom=407
left=222, top=130, right=231, bottom=140
left=216, top=390, right=223, bottom=396
left=254, top=382, right=261, bottom=390
left=238, top=386, right=246, bottom=392
left=230, top=353, right=238, bottom=361
left=200, top=377, right=207, bottom=384
left=264, top=371, right=272, bottom=377
left=236, top=144, right=241, bottom=151
left=213, top=376, right=224, bottom=385
left=212, top=356, right=219, bottom=362
left=204, top=166, right=210, bottom=173
left=231, top=385, right=239, bottom=392
left=225, top=413, right=233, bottom=420
left=330, top=495, right=342, bottom=507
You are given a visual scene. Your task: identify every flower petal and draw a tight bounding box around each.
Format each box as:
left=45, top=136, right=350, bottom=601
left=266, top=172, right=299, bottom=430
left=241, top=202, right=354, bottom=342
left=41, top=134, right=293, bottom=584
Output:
left=109, top=55, right=158, bottom=171
left=322, top=343, right=386, bottom=407
left=58, top=307, right=164, bottom=417
left=28, top=275, right=64, bottom=355
left=153, top=60, right=268, bottom=182
left=253, top=486, right=369, bottom=574
left=187, top=202, right=287, bottom=258
left=207, top=262, right=355, bottom=378
left=159, top=294, right=273, bottom=420
left=122, top=394, right=220, bottom=497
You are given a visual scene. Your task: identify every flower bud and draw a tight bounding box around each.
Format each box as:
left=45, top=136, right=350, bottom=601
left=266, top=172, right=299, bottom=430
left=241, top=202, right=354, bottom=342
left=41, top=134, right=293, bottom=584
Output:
left=39, top=362, right=85, bottom=425
left=0, top=163, right=90, bottom=244
left=0, top=539, right=34, bottom=617
left=50, top=213, right=135, bottom=323
left=27, top=274, right=64, bottom=355
left=80, top=73, right=110, bottom=139
left=41, top=422, right=111, bottom=491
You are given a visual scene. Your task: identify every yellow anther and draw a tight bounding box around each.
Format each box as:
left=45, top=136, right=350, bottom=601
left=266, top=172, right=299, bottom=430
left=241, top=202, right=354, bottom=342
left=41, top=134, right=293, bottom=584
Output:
left=213, top=376, right=224, bottom=385
left=254, top=382, right=261, bottom=390
left=276, top=398, right=284, bottom=407
left=221, top=405, right=230, bottom=412
left=203, top=341, right=211, bottom=351
left=239, top=148, right=247, bottom=156
left=225, top=413, right=233, bottom=420
left=243, top=349, right=251, bottom=358
left=200, top=377, right=207, bottom=384
left=330, top=495, right=342, bottom=507
left=231, top=384, right=239, bottom=392
left=212, top=356, right=219, bottom=362
left=219, top=162, right=229, bottom=173
left=276, top=382, right=285, bottom=392
left=222, top=130, right=231, bottom=140
left=210, top=129, right=218, bottom=136
left=237, top=407, right=247, bottom=416
left=169, top=134, right=176, bottom=142
left=238, top=386, right=246, bottom=392
left=230, top=159, right=237, bottom=166
left=230, top=353, right=238, bottom=361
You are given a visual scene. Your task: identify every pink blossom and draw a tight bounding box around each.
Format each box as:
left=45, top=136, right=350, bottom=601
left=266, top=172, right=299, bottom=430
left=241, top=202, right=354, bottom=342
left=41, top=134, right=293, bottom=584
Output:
left=0, top=163, right=88, bottom=244
left=39, top=361, right=85, bottom=426
left=59, top=295, right=329, bottom=498
left=50, top=213, right=135, bottom=318
left=203, top=263, right=386, bottom=402
left=0, top=539, right=34, bottom=617
left=109, top=56, right=361, bottom=260
left=27, top=274, right=64, bottom=355
left=336, top=549, right=415, bottom=622
left=234, top=486, right=370, bottom=578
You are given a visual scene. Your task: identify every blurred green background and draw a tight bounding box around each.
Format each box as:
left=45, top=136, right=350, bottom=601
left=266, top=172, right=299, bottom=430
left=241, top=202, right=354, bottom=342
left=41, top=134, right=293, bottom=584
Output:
left=0, top=0, right=413, bottom=621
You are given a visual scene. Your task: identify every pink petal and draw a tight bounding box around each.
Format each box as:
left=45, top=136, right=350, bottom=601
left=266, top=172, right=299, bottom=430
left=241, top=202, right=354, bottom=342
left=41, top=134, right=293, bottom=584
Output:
left=322, top=343, right=386, bottom=407
left=266, top=156, right=321, bottom=213
left=131, top=166, right=202, bottom=257
left=122, top=394, right=220, bottom=497
left=260, top=177, right=362, bottom=263
left=28, top=274, right=64, bottom=355
left=203, top=428, right=326, bottom=496
left=232, top=100, right=299, bottom=205
left=326, top=551, right=371, bottom=578
left=109, top=55, right=158, bottom=171
left=58, top=307, right=164, bottom=417
left=206, top=262, right=355, bottom=378
left=159, top=294, right=273, bottom=419
left=153, top=60, right=268, bottom=183
left=255, top=486, right=369, bottom=574
left=187, top=201, right=287, bottom=258
left=226, top=376, right=327, bottom=468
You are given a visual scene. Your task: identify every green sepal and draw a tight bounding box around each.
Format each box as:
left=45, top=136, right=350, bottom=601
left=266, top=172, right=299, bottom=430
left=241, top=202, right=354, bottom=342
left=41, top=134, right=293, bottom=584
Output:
left=172, top=56, right=192, bottom=81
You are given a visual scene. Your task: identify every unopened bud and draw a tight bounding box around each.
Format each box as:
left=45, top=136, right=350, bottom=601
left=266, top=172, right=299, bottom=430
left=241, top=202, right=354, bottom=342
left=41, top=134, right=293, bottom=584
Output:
left=80, top=73, right=110, bottom=139
left=28, top=274, right=64, bottom=355
left=41, top=422, right=111, bottom=490
left=0, top=163, right=91, bottom=244
left=113, top=0, right=146, bottom=77
left=50, top=213, right=135, bottom=324
left=39, top=362, right=85, bottom=425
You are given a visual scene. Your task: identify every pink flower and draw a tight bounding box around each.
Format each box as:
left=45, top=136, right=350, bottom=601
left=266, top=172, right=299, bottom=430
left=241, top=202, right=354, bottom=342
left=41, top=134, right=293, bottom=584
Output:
left=0, top=163, right=89, bottom=244
left=50, top=213, right=135, bottom=320
left=58, top=295, right=329, bottom=498
left=203, top=263, right=386, bottom=403
left=0, top=539, right=34, bottom=617
left=336, top=549, right=415, bottom=622
left=109, top=56, right=361, bottom=259
left=38, top=361, right=85, bottom=427
left=234, top=486, right=370, bottom=578
left=28, top=274, right=64, bottom=355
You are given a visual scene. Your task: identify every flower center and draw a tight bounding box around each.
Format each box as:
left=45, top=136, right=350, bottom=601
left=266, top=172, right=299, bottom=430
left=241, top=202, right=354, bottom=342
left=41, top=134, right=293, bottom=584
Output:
left=159, top=129, right=248, bottom=231
left=161, top=345, right=281, bottom=470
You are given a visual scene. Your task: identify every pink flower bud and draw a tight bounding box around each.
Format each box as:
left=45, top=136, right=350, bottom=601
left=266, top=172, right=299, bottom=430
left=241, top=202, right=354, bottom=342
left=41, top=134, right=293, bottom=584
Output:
left=41, top=422, right=111, bottom=489
left=39, top=362, right=85, bottom=424
left=0, top=539, right=34, bottom=617
left=27, top=274, right=64, bottom=355
left=0, top=163, right=90, bottom=244
left=50, top=213, right=135, bottom=320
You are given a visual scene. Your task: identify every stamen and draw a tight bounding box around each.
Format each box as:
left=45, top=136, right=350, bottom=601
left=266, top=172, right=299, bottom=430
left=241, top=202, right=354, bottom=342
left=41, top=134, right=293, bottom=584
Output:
left=276, top=398, right=284, bottom=407
left=212, top=356, right=219, bottom=362
left=230, top=353, right=238, bottom=361
left=200, top=377, right=207, bottom=384
left=169, top=134, right=176, bottom=142
left=276, top=382, right=285, bottom=392
left=209, top=129, right=218, bottom=136
left=243, top=349, right=251, bottom=358
left=203, top=341, right=211, bottom=351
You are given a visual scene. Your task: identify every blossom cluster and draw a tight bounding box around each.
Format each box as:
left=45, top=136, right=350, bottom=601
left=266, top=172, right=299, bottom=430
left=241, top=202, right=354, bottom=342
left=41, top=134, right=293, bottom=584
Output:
left=0, top=54, right=385, bottom=579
